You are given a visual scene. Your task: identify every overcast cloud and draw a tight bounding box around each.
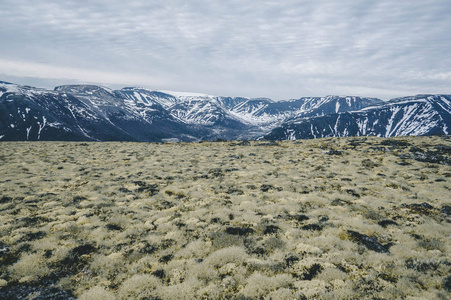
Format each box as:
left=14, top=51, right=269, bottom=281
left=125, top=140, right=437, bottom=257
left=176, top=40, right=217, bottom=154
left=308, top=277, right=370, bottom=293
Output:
left=1, top=0, right=450, bottom=100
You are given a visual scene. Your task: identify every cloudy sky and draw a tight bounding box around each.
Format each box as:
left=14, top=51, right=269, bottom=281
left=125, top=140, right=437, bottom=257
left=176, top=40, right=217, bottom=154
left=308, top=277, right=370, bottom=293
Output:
left=1, top=0, right=450, bottom=100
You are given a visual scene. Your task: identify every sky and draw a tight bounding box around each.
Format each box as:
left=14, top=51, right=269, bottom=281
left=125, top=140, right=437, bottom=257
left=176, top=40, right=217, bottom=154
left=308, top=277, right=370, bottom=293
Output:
left=1, top=0, right=451, bottom=100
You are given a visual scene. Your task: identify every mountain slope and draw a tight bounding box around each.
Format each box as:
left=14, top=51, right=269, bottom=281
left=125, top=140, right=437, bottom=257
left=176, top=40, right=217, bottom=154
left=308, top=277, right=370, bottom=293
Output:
left=264, top=95, right=451, bottom=140
left=116, top=88, right=258, bottom=140
left=226, top=96, right=384, bottom=129
left=0, top=83, right=201, bottom=142
left=1, top=81, right=449, bottom=142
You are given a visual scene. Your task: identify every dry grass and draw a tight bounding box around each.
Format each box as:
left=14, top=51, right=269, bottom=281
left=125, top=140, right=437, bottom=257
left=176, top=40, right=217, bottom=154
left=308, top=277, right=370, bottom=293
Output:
left=0, top=136, right=450, bottom=299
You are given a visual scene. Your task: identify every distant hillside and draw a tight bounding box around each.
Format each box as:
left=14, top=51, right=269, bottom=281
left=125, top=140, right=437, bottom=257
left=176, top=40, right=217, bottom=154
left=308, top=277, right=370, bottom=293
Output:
left=264, top=95, right=451, bottom=140
left=1, top=81, right=449, bottom=141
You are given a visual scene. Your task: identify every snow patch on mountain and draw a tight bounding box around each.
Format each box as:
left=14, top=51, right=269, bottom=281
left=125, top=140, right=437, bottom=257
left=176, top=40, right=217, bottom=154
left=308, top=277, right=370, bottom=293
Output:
left=2, top=82, right=450, bottom=142
left=157, top=90, right=215, bottom=100
left=264, top=95, right=451, bottom=140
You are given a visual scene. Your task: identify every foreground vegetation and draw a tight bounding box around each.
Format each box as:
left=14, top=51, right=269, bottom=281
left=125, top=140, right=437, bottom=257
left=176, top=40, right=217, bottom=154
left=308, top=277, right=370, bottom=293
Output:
left=0, top=136, right=450, bottom=299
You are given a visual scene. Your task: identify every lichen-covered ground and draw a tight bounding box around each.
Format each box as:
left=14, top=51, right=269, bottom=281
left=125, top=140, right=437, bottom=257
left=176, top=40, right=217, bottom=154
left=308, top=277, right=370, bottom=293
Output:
left=0, top=136, right=450, bottom=299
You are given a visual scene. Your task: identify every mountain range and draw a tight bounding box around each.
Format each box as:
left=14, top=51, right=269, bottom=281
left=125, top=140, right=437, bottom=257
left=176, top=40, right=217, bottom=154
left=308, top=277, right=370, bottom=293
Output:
left=1, top=81, right=450, bottom=142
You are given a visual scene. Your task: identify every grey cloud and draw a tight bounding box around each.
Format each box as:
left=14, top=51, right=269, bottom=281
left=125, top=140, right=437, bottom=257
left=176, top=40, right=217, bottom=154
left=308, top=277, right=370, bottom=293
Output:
left=1, top=0, right=450, bottom=100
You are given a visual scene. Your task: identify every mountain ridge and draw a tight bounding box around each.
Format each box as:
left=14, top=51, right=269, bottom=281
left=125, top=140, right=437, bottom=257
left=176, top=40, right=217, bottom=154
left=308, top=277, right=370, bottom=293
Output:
left=1, top=82, right=449, bottom=142
left=264, top=95, right=451, bottom=140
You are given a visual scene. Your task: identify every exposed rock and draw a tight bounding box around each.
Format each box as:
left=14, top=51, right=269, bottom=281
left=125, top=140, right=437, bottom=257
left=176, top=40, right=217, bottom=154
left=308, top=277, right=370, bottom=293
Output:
left=260, top=184, right=283, bottom=192
left=118, top=187, right=132, bottom=193
left=20, top=231, right=46, bottom=242
left=402, top=202, right=436, bottom=215
left=0, top=285, right=76, bottom=300
left=346, top=230, right=389, bottom=253
left=361, top=159, right=380, bottom=168
left=345, top=189, right=361, bottom=198
left=290, top=214, right=310, bottom=222
left=331, top=199, right=351, bottom=206
left=412, top=151, right=451, bottom=165
left=301, top=263, right=323, bottom=280
left=0, top=244, right=19, bottom=270
left=152, top=269, right=166, bottom=279
left=405, top=258, right=443, bottom=272
left=263, top=225, right=280, bottom=235
left=301, top=224, right=324, bottom=231
left=378, top=220, right=398, bottom=228
left=326, top=150, right=343, bottom=155
left=435, top=145, right=451, bottom=154
left=208, top=168, right=224, bottom=178
left=159, top=254, right=174, bottom=264
left=409, top=146, right=424, bottom=153
left=0, top=196, right=13, bottom=204
left=318, top=215, right=329, bottom=223
left=0, top=244, right=9, bottom=255
left=440, top=205, right=451, bottom=216
left=284, top=253, right=299, bottom=267
left=348, top=138, right=367, bottom=148
left=380, top=140, right=410, bottom=147
left=225, top=227, right=255, bottom=236
left=379, top=272, right=398, bottom=283
left=160, top=239, right=176, bottom=249
left=139, top=243, right=157, bottom=254
left=443, top=275, right=451, bottom=291
left=256, top=141, right=279, bottom=146
left=57, top=244, right=96, bottom=277
left=105, top=224, right=123, bottom=231
left=133, top=181, right=159, bottom=195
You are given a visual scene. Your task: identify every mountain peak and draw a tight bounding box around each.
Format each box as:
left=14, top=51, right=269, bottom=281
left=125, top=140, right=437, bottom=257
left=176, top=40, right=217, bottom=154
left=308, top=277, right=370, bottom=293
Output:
left=156, top=90, right=215, bottom=99
left=249, top=97, right=273, bottom=103
left=54, top=84, right=114, bottom=95
left=1, top=81, right=450, bottom=142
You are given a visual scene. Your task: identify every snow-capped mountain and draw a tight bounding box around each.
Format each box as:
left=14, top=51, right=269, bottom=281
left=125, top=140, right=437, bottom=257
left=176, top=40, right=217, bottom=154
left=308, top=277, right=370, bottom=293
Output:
left=1, top=81, right=449, bottom=142
left=264, top=95, right=451, bottom=140
left=228, top=96, right=384, bottom=129
left=0, top=82, right=200, bottom=142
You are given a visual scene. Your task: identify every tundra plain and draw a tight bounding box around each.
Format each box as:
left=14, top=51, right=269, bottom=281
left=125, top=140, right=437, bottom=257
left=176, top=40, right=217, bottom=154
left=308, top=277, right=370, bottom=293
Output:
left=0, top=136, right=450, bottom=299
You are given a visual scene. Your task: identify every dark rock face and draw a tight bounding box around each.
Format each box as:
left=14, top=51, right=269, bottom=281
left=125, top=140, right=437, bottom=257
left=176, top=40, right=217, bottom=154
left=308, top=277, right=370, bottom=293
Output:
left=346, top=230, right=390, bottom=253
